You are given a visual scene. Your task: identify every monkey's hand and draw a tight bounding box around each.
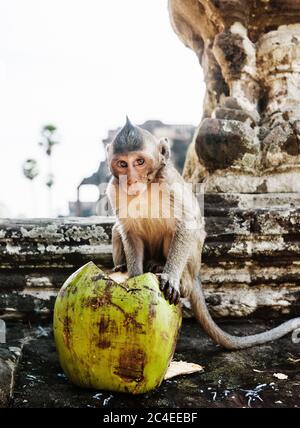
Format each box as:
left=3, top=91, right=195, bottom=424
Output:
left=112, top=263, right=127, bottom=273
left=156, top=273, right=180, bottom=305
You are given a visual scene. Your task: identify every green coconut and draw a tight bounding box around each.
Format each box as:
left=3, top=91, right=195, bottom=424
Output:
left=53, top=262, right=182, bottom=394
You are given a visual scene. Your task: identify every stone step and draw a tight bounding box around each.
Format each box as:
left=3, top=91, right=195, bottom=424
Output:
left=0, top=211, right=299, bottom=320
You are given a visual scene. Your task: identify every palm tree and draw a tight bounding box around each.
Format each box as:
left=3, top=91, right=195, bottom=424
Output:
left=39, top=124, right=59, bottom=156
left=39, top=124, right=60, bottom=216
left=22, top=159, right=39, bottom=216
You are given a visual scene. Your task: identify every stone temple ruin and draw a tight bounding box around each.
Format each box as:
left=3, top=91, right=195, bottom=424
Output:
left=0, top=0, right=300, bottom=408
left=169, top=0, right=300, bottom=317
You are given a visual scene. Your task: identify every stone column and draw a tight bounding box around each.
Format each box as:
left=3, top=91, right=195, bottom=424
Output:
left=169, top=0, right=300, bottom=192
left=168, top=0, right=300, bottom=314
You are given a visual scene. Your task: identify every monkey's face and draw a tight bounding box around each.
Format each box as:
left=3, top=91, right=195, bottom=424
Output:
left=110, top=151, right=157, bottom=196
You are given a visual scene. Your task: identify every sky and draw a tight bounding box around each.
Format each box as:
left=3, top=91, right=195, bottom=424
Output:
left=0, top=0, right=205, bottom=218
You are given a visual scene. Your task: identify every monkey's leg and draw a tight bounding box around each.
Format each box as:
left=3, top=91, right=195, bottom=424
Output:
left=158, top=222, right=194, bottom=305
left=144, top=260, right=164, bottom=274
left=112, top=264, right=127, bottom=273
left=112, top=224, right=127, bottom=272
left=191, top=276, right=300, bottom=350
left=144, top=235, right=171, bottom=274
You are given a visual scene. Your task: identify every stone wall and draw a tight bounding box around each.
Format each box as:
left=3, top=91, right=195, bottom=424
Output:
left=167, top=0, right=300, bottom=316
left=1, top=211, right=299, bottom=320
left=0, top=218, right=112, bottom=320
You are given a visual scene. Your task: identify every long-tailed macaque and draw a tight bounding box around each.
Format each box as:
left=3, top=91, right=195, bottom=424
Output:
left=106, top=117, right=300, bottom=350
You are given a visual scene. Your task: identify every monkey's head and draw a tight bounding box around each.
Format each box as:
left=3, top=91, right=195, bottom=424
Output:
left=106, top=117, right=170, bottom=196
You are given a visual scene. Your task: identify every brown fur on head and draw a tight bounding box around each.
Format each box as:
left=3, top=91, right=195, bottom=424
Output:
left=106, top=117, right=170, bottom=195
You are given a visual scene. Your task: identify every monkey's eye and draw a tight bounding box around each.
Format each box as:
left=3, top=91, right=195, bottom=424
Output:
left=136, top=158, right=145, bottom=166
left=117, top=160, right=128, bottom=168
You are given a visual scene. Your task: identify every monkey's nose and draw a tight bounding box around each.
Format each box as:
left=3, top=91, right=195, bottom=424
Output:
left=127, top=178, right=138, bottom=186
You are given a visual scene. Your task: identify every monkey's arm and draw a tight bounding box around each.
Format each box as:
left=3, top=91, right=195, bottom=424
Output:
left=111, top=223, right=127, bottom=272
left=122, top=232, right=144, bottom=278
left=159, top=221, right=196, bottom=304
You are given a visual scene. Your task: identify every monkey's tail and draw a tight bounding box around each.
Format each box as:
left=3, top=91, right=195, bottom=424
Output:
left=190, top=277, right=300, bottom=350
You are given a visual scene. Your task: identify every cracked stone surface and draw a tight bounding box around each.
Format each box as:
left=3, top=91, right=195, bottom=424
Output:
left=1, top=213, right=300, bottom=320
left=6, top=319, right=300, bottom=408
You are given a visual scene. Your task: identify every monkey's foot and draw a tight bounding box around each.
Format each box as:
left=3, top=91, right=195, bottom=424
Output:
left=112, top=263, right=127, bottom=273
left=144, top=260, right=165, bottom=274
left=156, top=273, right=180, bottom=305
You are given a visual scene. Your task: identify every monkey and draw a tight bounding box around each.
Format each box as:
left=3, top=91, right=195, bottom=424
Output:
left=106, top=117, right=300, bottom=350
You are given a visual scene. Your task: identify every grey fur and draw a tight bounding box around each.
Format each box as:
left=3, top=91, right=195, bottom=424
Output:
left=112, top=117, right=145, bottom=154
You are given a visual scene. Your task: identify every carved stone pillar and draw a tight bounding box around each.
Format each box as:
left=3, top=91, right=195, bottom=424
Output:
left=258, top=26, right=300, bottom=171
left=169, top=0, right=300, bottom=191
left=169, top=0, right=300, bottom=312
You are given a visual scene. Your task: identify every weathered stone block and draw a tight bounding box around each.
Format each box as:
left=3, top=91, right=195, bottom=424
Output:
left=196, top=118, right=258, bottom=172
left=169, top=0, right=300, bottom=183
left=1, top=208, right=299, bottom=320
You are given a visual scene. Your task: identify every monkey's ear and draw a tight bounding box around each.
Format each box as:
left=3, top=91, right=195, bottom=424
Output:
left=159, top=138, right=170, bottom=165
